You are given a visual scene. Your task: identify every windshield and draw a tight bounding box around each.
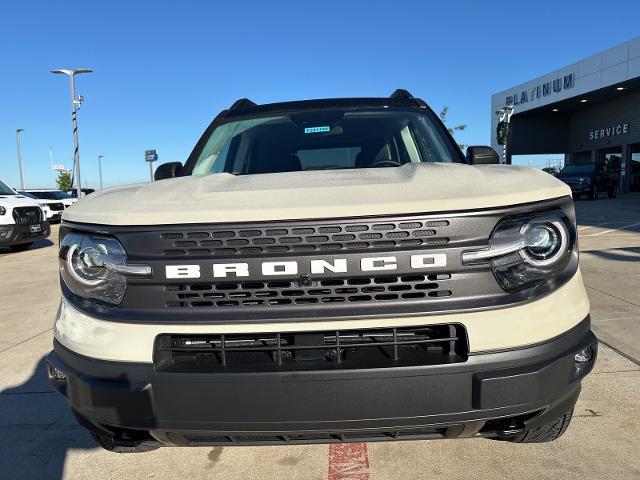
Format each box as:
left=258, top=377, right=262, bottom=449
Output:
left=18, top=191, right=38, bottom=199
left=560, top=164, right=596, bottom=175
left=191, top=109, right=460, bottom=176
left=0, top=180, right=17, bottom=195
left=26, top=190, right=72, bottom=200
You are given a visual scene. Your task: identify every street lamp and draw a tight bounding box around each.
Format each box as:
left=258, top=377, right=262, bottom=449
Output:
left=50, top=68, right=93, bottom=199
left=15, top=128, right=25, bottom=189
left=98, top=154, right=104, bottom=190
left=495, top=106, right=515, bottom=164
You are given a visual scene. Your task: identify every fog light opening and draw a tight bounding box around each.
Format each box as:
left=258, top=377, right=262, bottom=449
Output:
left=47, top=362, right=67, bottom=383
left=574, top=346, right=593, bottom=364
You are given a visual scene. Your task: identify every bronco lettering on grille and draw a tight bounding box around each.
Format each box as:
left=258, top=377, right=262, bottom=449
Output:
left=164, top=254, right=447, bottom=279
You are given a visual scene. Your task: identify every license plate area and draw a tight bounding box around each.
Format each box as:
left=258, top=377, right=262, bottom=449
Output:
left=30, top=224, right=42, bottom=233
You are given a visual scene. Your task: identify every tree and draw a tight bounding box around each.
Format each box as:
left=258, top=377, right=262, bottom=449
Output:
left=56, top=171, right=72, bottom=191
left=439, top=106, right=467, bottom=150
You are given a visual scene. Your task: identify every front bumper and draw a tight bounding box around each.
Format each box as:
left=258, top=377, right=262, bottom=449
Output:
left=47, top=211, right=63, bottom=222
left=47, top=316, right=596, bottom=446
left=568, top=185, right=591, bottom=194
left=0, top=222, right=50, bottom=246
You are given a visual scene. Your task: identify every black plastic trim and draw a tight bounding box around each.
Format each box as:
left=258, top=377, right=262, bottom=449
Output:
left=0, top=221, right=50, bottom=246
left=47, top=316, right=596, bottom=445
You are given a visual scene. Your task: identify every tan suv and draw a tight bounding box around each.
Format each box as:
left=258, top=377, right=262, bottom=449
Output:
left=47, top=90, right=596, bottom=452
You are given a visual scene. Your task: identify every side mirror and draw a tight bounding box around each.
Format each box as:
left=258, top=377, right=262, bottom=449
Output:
left=154, top=162, right=184, bottom=181
left=466, top=146, right=500, bottom=165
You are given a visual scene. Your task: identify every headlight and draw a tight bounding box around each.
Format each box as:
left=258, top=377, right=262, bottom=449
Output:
left=463, top=210, right=576, bottom=292
left=59, top=232, right=151, bottom=305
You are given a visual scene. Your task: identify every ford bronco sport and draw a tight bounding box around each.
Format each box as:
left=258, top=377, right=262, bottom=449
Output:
left=47, top=90, right=596, bottom=452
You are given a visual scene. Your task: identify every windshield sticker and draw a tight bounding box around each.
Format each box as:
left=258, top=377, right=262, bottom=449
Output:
left=304, top=126, right=331, bottom=134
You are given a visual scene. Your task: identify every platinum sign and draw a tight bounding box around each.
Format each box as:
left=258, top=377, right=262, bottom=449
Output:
left=506, top=73, right=575, bottom=106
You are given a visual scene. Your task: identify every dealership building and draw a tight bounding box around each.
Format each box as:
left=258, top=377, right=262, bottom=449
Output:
left=491, top=36, right=640, bottom=194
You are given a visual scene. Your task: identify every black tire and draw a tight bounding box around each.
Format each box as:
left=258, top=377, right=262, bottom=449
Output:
left=90, top=432, right=160, bottom=454
left=588, top=185, right=598, bottom=200
left=501, top=410, right=574, bottom=443
left=608, top=184, right=618, bottom=198
left=9, top=242, right=33, bottom=252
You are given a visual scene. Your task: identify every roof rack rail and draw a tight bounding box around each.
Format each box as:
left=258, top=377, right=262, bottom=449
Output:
left=390, top=89, right=414, bottom=99
left=229, top=98, right=258, bottom=110
left=390, top=89, right=427, bottom=108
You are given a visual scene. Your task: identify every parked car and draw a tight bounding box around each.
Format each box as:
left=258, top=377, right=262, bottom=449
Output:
left=23, top=188, right=77, bottom=208
left=65, top=188, right=95, bottom=198
left=18, top=191, right=65, bottom=223
left=47, top=90, right=596, bottom=452
left=556, top=162, right=619, bottom=200
left=0, top=179, right=50, bottom=251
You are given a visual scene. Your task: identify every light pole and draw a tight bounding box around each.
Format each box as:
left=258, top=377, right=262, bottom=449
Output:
left=98, top=154, right=104, bottom=190
left=49, top=147, right=56, bottom=188
left=50, top=68, right=92, bottom=199
left=16, top=129, right=25, bottom=189
left=495, top=106, right=515, bottom=164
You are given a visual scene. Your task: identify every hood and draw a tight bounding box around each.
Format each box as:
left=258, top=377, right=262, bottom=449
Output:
left=0, top=194, right=43, bottom=209
left=33, top=199, right=64, bottom=206
left=63, top=163, right=571, bottom=226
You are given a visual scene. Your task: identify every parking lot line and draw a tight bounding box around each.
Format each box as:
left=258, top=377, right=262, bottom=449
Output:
left=582, top=221, right=640, bottom=237
left=577, top=222, right=614, bottom=231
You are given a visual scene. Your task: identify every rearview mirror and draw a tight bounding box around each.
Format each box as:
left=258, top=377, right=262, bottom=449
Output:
left=154, top=162, right=184, bottom=181
left=466, top=146, right=500, bottom=165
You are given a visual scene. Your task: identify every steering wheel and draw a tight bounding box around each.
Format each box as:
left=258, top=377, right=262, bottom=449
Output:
left=366, top=160, right=403, bottom=168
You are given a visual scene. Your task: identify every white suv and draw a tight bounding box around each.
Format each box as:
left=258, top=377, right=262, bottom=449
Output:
left=18, top=192, right=67, bottom=223
left=0, top=180, right=50, bottom=251
left=21, top=189, right=77, bottom=208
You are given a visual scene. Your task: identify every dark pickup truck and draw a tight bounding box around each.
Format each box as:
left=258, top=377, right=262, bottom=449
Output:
left=556, top=162, right=619, bottom=200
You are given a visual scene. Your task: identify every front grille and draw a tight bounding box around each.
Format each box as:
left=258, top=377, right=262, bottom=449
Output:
left=154, top=324, right=467, bottom=373
left=159, top=219, right=450, bottom=257
left=64, top=198, right=572, bottom=322
left=165, top=273, right=453, bottom=309
left=12, top=207, right=41, bottom=225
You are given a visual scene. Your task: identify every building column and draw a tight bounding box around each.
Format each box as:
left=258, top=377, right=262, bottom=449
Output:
left=621, top=144, right=631, bottom=195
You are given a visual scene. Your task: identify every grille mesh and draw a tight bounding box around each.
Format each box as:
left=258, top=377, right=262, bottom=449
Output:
left=165, top=273, right=452, bottom=309
left=154, top=324, right=468, bottom=372
left=160, top=219, right=450, bottom=257
left=12, top=207, right=42, bottom=225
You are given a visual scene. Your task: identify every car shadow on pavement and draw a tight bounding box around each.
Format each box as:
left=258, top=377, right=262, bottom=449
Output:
left=0, top=356, right=97, bottom=480
left=0, top=238, right=54, bottom=255
left=585, top=246, right=640, bottom=263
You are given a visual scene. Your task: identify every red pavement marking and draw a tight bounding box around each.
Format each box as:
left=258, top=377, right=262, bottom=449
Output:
left=328, top=442, right=370, bottom=480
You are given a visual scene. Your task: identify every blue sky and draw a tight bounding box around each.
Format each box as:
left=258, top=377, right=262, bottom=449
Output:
left=1, top=1, right=639, bottom=189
